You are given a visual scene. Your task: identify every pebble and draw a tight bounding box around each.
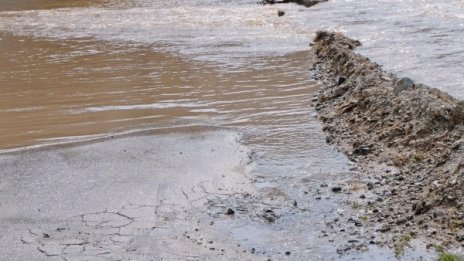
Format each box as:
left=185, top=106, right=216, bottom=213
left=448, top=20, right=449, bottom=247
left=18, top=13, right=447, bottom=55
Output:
left=393, top=77, right=414, bottom=96
left=367, top=182, right=374, bottom=190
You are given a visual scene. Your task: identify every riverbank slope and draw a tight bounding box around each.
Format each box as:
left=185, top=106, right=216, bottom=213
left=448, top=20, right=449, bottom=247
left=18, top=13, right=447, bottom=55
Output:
left=311, top=31, right=464, bottom=250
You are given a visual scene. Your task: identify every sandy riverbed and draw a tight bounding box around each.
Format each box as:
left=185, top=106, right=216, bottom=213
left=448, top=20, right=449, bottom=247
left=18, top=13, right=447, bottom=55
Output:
left=0, top=128, right=266, bottom=260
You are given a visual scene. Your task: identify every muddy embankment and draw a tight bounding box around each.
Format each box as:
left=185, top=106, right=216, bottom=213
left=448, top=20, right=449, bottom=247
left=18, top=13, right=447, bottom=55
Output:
left=310, top=31, right=464, bottom=250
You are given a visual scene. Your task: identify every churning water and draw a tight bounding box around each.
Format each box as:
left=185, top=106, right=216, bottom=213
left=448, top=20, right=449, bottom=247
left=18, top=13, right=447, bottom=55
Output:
left=0, top=0, right=463, bottom=184
left=0, top=0, right=462, bottom=181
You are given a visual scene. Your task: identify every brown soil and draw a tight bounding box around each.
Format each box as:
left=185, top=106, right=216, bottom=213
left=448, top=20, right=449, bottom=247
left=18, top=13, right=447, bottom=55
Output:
left=310, top=31, right=464, bottom=251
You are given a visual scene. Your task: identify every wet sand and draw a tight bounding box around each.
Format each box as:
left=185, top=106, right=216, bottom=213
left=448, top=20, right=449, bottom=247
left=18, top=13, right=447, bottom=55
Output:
left=0, top=128, right=261, bottom=260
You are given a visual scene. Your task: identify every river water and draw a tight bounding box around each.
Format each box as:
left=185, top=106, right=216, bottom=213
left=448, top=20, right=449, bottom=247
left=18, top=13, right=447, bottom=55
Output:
left=1, top=0, right=463, bottom=151
left=0, top=0, right=462, bottom=259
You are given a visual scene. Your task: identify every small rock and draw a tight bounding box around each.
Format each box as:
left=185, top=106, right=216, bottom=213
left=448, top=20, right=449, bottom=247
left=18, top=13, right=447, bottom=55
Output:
left=367, top=182, right=374, bottom=190
left=414, top=201, right=431, bottom=215
left=277, top=10, right=285, bottom=16
left=285, top=251, right=291, bottom=256
left=456, top=233, right=464, bottom=242
left=226, top=208, right=235, bottom=215
left=393, top=77, right=414, bottom=96
left=336, top=76, right=346, bottom=85
left=433, top=209, right=445, bottom=218
left=377, top=225, right=391, bottom=233
left=331, top=187, right=342, bottom=193
left=262, top=209, right=278, bottom=223
left=353, top=145, right=371, bottom=155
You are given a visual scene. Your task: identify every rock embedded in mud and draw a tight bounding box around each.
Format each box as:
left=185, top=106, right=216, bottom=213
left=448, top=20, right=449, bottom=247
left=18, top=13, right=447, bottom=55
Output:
left=226, top=208, right=235, bottom=215
left=366, top=182, right=374, bottom=190
left=262, top=209, right=278, bottom=223
left=336, top=76, right=346, bottom=85
left=393, top=77, right=414, bottom=96
left=353, top=145, right=371, bottom=155
left=261, top=0, right=328, bottom=8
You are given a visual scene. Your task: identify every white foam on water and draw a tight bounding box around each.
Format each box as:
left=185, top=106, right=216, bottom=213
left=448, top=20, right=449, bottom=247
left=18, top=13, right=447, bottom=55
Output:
left=0, top=2, right=310, bottom=66
left=1, top=0, right=463, bottom=96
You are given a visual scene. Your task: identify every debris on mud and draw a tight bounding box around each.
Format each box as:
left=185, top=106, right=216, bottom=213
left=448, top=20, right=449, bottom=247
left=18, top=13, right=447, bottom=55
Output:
left=260, top=0, right=328, bottom=8
left=310, top=31, right=464, bottom=250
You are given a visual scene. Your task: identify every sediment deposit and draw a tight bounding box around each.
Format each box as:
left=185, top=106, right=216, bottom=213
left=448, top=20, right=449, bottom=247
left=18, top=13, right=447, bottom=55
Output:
left=311, top=31, right=464, bottom=249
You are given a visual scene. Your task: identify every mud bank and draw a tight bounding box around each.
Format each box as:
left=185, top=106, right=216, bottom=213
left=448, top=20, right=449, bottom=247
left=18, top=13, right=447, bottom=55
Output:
left=310, top=31, right=464, bottom=251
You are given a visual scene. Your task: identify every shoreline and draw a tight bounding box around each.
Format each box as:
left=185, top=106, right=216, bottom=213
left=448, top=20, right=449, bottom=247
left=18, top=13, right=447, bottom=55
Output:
left=310, top=31, right=464, bottom=253
left=0, top=125, right=233, bottom=155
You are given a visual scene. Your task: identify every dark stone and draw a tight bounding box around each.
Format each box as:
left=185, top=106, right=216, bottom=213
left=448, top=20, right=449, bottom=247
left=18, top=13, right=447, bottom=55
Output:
left=285, top=251, right=291, bottom=255
left=277, top=10, right=285, bottom=16
left=367, top=182, right=374, bottom=190
left=377, top=225, right=391, bottom=233
left=331, top=187, right=342, bottom=193
left=336, top=76, right=346, bottom=85
left=262, top=209, right=278, bottom=223
left=261, top=0, right=328, bottom=8
left=414, top=201, right=431, bottom=215
left=393, top=77, right=414, bottom=96
left=456, top=233, right=464, bottom=242
left=226, top=208, right=235, bottom=215
left=353, top=145, right=371, bottom=155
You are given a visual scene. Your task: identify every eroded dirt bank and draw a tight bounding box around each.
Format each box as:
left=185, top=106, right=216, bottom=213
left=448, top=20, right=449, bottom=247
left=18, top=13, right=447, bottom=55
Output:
left=311, top=31, right=464, bottom=251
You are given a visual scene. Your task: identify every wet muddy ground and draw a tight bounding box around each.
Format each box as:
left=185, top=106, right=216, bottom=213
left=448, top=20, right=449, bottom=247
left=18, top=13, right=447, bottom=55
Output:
left=0, top=127, right=440, bottom=260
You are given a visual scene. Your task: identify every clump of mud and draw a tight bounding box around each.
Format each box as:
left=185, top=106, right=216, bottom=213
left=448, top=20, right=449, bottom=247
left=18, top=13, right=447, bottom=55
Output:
left=310, top=31, right=464, bottom=250
left=260, top=0, right=328, bottom=8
